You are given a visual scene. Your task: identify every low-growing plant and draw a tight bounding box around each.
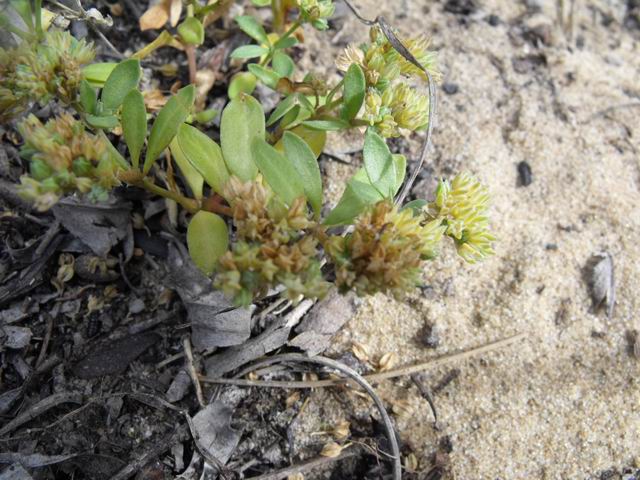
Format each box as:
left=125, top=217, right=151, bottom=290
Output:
left=2, top=0, right=495, bottom=307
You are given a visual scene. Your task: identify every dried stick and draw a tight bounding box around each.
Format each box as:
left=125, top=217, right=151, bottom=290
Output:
left=0, top=392, right=83, bottom=437
left=244, top=449, right=358, bottom=480
left=183, top=337, right=206, bottom=408
left=199, top=332, right=525, bottom=389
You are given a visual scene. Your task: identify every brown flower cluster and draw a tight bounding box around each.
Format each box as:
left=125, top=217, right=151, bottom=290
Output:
left=18, top=113, right=122, bottom=211
left=215, top=177, right=330, bottom=306
left=323, top=200, right=445, bottom=298
left=0, top=30, right=95, bottom=121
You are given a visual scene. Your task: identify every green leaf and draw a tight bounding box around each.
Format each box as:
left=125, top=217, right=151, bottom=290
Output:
left=247, top=64, right=281, bottom=89
left=323, top=180, right=383, bottom=226
left=187, top=211, right=229, bottom=275
left=175, top=123, right=229, bottom=194
left=273, top=36, right=297, bottom=49
left=121, top=89, right=147, bottom=169
left=272, top=51, right=295, bottom=78
left=85, top=114, right=119, bottom=129
left=83, top=62, right=117, bottom=88
left=283, top=132, right=322, bottom=217
left=341, top=63, right=365, bottom=120
left=177, top=17, right=204, bottom=45
left=235, top=15, right=268, bottom=44
left=79, top=79, right=97, bottom=115
left=302, top=119, right=350, bottom=131
left=228, top=71, right=257, bottom=99
left=11, top=0, right=33, bottom=31
left=401, top=199, right=427, bottom=215
left=363, top=128, right=396, bottom=198
left=230, top=45, right=269, bottom=59
left=98, top=130, right=129, bottom=170
left=170, top=136, right=204, bottom=199
left=220, top=93, right=264, bottom=181
left=144, top=85, right=196, bottom=174
left=251, top=138, right=304, bottom=206
left=266, top=94, right=297, bottom=127
left=251, top=0, right=270, bottom=6
left=101, top=59, right=141, bottom=111
left=392, top=154, right=406, bottom=196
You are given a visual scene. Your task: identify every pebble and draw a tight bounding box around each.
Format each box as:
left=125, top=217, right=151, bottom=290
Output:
left=517, top=160, right=533, bottom=186
left=443, top=83, right=460, bottom=95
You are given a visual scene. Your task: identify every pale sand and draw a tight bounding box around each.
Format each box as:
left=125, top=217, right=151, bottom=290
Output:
left=292, top=0, right=639, bottom=477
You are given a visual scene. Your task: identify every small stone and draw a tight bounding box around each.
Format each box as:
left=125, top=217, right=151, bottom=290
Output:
left=486, top=14, right=501, bottom=26
left=517, top=161, right=533, bottom=186
left=419, top=322, right=440, bottom=348
left=128, top=297, right=146, bottom=315
left=443, top=83, right=459, bottom=95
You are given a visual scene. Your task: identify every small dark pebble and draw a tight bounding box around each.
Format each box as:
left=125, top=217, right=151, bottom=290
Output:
left=576, top=35, right=585, bottom=49
left=591, top=330, right=606, bottom=339
left=442, top=83, right=459, bottom=95
left=444, top=0, right=477, bottom=15
left=517, top=160, right=533, bottom=186
left=486, top=14, right=501, bottom=26
left=545, top=243, right=558, bottom=250
left=418, top=322, right=440, bottom=349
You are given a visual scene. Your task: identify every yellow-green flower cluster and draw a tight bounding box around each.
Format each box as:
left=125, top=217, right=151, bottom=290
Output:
left=0, top=30, right=95, bottom=121
left=18, top=114, right=121, bottom=211
left=215, top=177, right=330, bottom=306
left=297, top=0, right=335, bottom=30
left=336, top=26, right=439, bottom=137
left=323, top=200, right=445, bottom=298
left=427, top=172, right=495, bottom=263
left=363, top=83, right=430, bottom=138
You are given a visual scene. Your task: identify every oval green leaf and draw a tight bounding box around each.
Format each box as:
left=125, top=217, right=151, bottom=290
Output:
left=121, top=89, right=147, bottom=169
left=175, top=123, right=229, bottom=194
left=177, top=17, right=204, bottom=45
left=247, top=64, right=281, bottom=89
left=251, top=137, right=304, bottom=207
left=341, top=63, right=365, bottom=120
left=283, top=131, right=322, bottom=217
left=187, top=211, right=229, bottom=275
left=302, top=118, right=350, bottom=131
left=235, top=15, right=268, bottom=44
left=228, top=71, right=257, bottom=99
left=220, top=93, right=264, bottom=181
left=363, top=127, right=396, bottom=198
left=101, top=59, right=141, bottom=111
left=79, top=79, right=97, bottom=115
left=272, top=51, right=295, bottom=78
left=231, top=44, right=270, bottom=59
left=144, top=84, right=196, bottom=174
left=323, top=179, right=383, bottom=226
left=85, top=113, right=119, bottom=130
left=82, top=62, right=117, bottom=87
left=170, top=136, right=204, bottom=199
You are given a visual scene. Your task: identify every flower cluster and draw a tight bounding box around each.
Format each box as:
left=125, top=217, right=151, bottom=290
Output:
left=18, top=114, right=121, bottom=211
left=426, top=172, right=495, bottom=263
left=323, top=200, right=445, bottom=298
left=215, top=177, right=330, bottom=306
left=336, top=26, right=439, bottom=137
left=0, top=30, right=95, bottom=121
left=297, top=0, right=335, bottom=30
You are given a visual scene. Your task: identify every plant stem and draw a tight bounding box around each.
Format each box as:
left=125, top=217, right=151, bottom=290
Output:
left=185, top=44, right=197, bottom=84
left=140, top=178, right=199, bottom=214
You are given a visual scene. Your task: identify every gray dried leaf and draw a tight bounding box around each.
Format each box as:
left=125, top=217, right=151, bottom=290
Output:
left=1, top=326, right=32, bottom=349
left=191, top=402, right=241, bottom=467
left=588, top=252, right=615, bottom=319
left=0, top=464, right=33, bottom=480
left=72, top=332, right=160, bottom=379
left=165, top=245, right=251, bottom=350
left=0, top=387, right=23, bottom=415
left=0, top=452, right=74, bottom=468
left=53, top=198, right=131, bottom=257
left=289, top=292, right=357, bottom=356
left=166, top=369, right=192, bottom=403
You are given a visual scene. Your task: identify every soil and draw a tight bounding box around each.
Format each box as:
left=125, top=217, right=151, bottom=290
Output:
left=1, top=0, right=639, bottom=479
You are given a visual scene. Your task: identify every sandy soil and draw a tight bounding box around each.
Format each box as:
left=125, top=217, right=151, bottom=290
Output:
left=295, top=0, right=640, bottom=478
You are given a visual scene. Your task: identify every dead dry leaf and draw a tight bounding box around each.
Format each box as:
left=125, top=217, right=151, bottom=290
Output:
left=169, top=0, right=182, bottom=27
left=143, top=89, right=168, bottom=111
left=588, top=252, right=615, bottom=319
left=351, top=341, right=369, bottom=363
left=320, top=441, right=344, bottom=458
left=377, top=352, right=397, bottom=372
left=285, top=391, right=301, bottom=408
left=140, top=1, right=169, bottom=31
left=331, top=420, right=350, bottom=440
